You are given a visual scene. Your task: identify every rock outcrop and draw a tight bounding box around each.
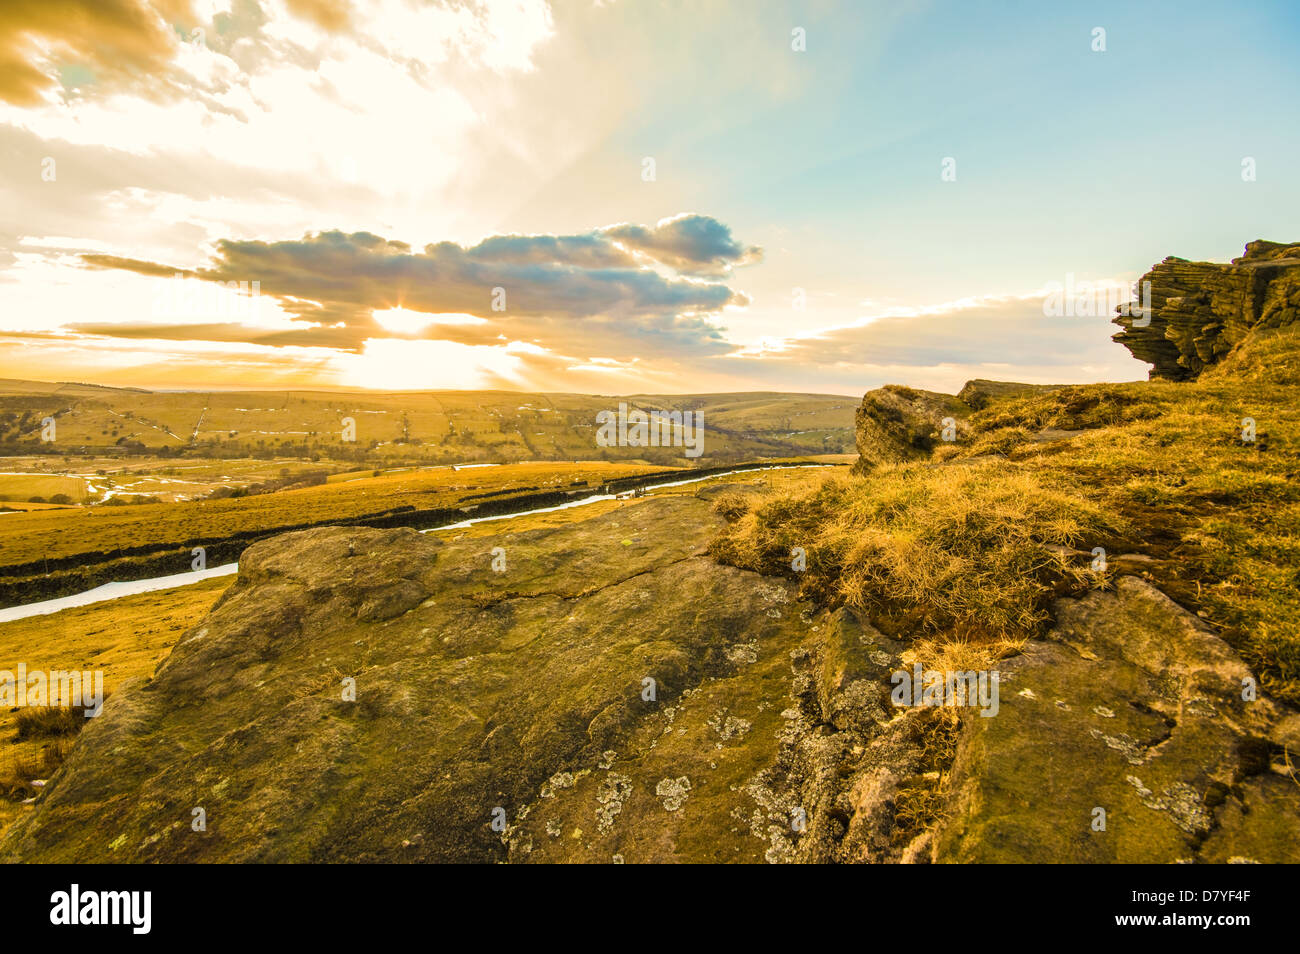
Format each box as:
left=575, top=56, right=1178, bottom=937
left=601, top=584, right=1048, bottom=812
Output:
left=853, top=380, right=1071, bottom=469
left=0, top=490, right=842, bottom=862
left=5, top=482, right=1295, bottom=863
left=1113, top=240, right=1300, bottom=380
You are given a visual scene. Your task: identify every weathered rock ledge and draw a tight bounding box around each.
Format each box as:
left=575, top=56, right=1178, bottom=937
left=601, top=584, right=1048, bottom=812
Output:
left=1113, top=239, right=1300, bottom=380
left=935, top=577, right=1298, bottom=863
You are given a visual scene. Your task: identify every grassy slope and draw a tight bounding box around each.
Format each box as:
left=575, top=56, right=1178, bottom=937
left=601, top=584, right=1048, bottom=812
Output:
left=713, top=328, right=1300, bottom=705
left=0, top=577, right=230, bottom=830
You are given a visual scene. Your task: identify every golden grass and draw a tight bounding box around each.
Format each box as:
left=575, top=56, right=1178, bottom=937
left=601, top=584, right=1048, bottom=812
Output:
left=903, top=634, right=1026, bottom=678
left=0, top=578, right=228, bottom=834
left=972, top=378, right=1300, bottom=704
left=891, top=709, right=961, bottom=845
left=14, top=703, right=104, bottom=741
left=714, top=327, right=1300, bottom=704
left=711, top=459, right=1119, bottom=640
left=0, top=740, right=69, bottom=802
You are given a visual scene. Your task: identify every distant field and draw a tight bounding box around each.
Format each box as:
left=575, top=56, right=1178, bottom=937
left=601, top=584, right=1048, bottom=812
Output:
left=0, top=455, right=343, bottom=481
left=0, top=474, right=89, bottom=504
left=0, top=456, right=352, bottom=505
left=0, top=380, right=856, bottom=463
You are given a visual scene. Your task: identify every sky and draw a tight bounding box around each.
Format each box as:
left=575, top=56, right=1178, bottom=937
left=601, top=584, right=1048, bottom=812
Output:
left=0, top=0, right=1297, bottom=395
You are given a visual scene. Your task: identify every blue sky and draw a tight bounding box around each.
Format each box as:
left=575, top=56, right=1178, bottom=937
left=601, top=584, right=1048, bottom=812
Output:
left=0, top=0, right=1296, bottom=393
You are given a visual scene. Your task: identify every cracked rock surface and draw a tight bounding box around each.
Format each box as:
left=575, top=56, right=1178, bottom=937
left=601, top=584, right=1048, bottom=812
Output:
left=934, top=577, right=1300, bottom=863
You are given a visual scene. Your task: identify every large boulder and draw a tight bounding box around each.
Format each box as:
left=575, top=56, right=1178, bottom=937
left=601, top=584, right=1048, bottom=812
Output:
left=853, top=380, right=1072, bottom=469
left=853, top=385, right=971, bottom=470
left=5, top=491, right=1294, bottom=863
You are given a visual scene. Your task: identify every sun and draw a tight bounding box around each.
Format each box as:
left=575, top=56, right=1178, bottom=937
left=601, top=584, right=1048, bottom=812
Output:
left=339, top=338, right=525, bottom=390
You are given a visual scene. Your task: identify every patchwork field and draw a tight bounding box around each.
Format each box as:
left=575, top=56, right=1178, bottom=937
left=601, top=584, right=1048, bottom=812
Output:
left=0, top=383, right=852, bottom=611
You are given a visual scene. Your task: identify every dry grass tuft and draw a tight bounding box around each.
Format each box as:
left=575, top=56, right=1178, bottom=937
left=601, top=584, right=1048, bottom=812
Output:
left=0, top=740, right=69, bottom=801
left=14, top=703, right=102, bottom=741
left=711, top=458, right=1119, bottom=640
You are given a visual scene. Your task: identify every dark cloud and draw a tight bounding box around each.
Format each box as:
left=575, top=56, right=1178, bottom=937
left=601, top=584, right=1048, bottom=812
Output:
left=75, top=217, right=758, bottom=359
left=80, top=254, right=195, bottom=280
left=62, top=320, right=374, bottom=352
left=603, top=213, right=762, bottom=276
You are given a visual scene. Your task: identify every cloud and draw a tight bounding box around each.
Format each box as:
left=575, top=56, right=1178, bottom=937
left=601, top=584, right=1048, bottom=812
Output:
left=61, top=319, right=376, bottom=352
left=0, top=2, right=1160, bottom=396
left=0, top=0, right=195, bottom=107
left=0, top=0, right=555, bottom=121
left=79, top=253, right=192, bottom=280
left=724, top=292, right=1150, bottom=393
left=73, top=215, right=760, bottom=359
left=602, top=213, right=762, bottom=276
left=283, top=0, right=353, bottom=33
